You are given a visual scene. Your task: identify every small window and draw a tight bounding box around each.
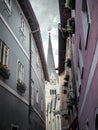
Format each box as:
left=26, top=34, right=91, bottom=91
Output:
left=82, top=0, right=90, bottom=49
left=31, top=80, right=34, bottom=107
left=36, top=89, right=39, bottom=103
left=0, top=39, right=9, bottom=65
left=17, top=61, right=24, bottom=82
left=54, top=90, right=56, bottom=95
left=19, top=14, right=25, bottom=36
left=11, top=124, right=19, bottom=130
left=86, top=120, right=89, bottom=130
left=95, top=114, right=98, bottom=130
left=50, top=89, right=56, bottom=95
left=36, top=53, right=40, bottom=68
left=3, top=0, right=11, bottom=11
left=78, top=38, right=84, bottom=79
left=41, top=99, right=43, bottom=111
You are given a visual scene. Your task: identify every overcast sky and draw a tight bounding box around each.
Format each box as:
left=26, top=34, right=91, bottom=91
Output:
left=30, top=0, right=60, bottom=67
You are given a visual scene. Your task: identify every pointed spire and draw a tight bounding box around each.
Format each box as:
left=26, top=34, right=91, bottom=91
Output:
left=47, top=32, right=55, bottom=75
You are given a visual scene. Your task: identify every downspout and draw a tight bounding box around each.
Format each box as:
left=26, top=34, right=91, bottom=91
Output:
left=28, top=27, right=40, bottom=130
left=28, top=32, right=32, bottom=130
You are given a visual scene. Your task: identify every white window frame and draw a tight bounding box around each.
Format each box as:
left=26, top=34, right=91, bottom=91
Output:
left=0, top=40, right=9, bottom=65
left=81, top=0, right=91, bottom=49
left=36, top=89, right=39, bottom=103
left=36, top=53, right=40, bottom=68
left=17, top=61, right=24, bottom=82
left=3, top=0, right=12, bottom=12
left=11, top=124, right=19, bottom=130
left=19, top=14, right=25, bottom=36
left=31, top=80, right=34, bottom=107
left=41, top=99, right=43, bottom=111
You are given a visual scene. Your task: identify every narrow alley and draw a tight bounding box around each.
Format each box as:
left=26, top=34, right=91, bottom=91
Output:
left=0, top=0, right=98, bottom=130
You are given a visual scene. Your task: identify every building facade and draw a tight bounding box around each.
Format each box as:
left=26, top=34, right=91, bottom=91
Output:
left=59, top=0, right=98, bottom=130
left=45, top=33, right=61, bottom=130
left=74, top=0, right=98, bottom=130
left=0, top=0, right=48, bottom=130
left=58, top=0, right=78, bottom=130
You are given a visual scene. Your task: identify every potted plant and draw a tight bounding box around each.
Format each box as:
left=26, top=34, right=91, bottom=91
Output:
left=67, top=17, right=75, bottom=34
left=65, top=0, right=75, bottom=9
left=17, top=80, right=26, bottom=93
left=0, top=63, right=10, bottom=79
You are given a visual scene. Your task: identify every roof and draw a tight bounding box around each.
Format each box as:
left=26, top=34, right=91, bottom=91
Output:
left=17, top=0, right=49, bottom=80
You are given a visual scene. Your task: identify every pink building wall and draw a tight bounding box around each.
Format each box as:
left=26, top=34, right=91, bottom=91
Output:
left=74, top=0, right=98, bottom=129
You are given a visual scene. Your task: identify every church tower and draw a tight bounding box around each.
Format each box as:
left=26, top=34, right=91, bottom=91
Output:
left=45, top=33, right=61, bottom=130
left=47, top=32, right=59, bottom=83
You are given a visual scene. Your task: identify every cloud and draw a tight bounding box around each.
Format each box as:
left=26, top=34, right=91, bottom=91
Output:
left=30, top=0, right=59, bottom=67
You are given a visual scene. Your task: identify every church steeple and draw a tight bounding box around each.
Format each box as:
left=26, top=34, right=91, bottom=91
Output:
left=47, top=33, right=55, bottom=76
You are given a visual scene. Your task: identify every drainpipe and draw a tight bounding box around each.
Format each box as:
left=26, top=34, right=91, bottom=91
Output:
left=28, top=27, right=40, bottom=130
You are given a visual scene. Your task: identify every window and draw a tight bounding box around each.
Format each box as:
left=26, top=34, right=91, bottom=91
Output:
left=19, top=14, right=25, bottom=35
left=31, top=80, right=34, bottom=107
left=82, top=0, right=90, bottom=49
left=17, top=61, right=24, bottom=82
left=78, top=39, right=84, bottom=79
left=36, top=53, right=40, bottom=68
left=11, top=124, right=19, bottom=130
left=86, top=120, right=89, bottom=130
left=0, top=40, right=9, bottom=65
left=50, top=79, right=56, bottom=85
left=95, top=114, right=98, bottom=130
left=50, top=89, right=56, bottom=95
left=41, top=99, right=43, bottom=111
left=3, top=0, right=11, bottom=11
left=36, top=89, right=39, bottom=103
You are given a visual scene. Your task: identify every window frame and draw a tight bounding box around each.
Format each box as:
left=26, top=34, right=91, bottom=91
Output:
left=11, top=124, right=19, bottom=130
left=0, top=40, right=9, bottom=66
left=3, top=0, right=12, bottom=12
left=36, top=89, right=39, bottom=103
left=31, top=80, right=34, bottom=107
left=17, top=61, right=24, bottom=83
left=81, top=0, right=91, bottom=49
left=19, top=14, right=25, bottom=36
left=41, top=99, right=43, bottom=111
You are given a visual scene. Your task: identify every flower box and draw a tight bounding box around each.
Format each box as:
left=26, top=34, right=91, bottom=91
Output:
left=65, top=0, right=75, bottom=9
left=0, top=64, right=10, bottom=79
left=17, top=80, right=26, bottom=93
